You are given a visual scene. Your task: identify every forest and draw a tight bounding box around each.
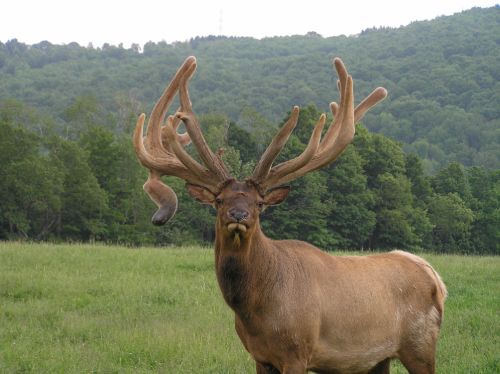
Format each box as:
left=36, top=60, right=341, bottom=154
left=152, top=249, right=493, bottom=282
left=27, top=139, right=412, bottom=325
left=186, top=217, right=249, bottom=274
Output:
left=0, top=6, right=498, bottom=254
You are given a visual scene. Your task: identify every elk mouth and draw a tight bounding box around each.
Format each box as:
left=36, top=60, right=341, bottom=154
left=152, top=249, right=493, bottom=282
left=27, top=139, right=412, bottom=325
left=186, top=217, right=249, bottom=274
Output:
left=227, top=223, right=247, bottom=233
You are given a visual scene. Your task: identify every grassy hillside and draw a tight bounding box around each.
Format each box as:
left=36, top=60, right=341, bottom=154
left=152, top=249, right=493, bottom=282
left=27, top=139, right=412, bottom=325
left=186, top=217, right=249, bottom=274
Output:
left=0, top=242, right=498, bottom=373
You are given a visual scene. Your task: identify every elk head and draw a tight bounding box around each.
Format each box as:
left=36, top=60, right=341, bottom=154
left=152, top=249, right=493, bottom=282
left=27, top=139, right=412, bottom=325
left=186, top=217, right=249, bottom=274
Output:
left=133, top=56, right=387, bottom=229
left=185, top=180, right=290, bottom=246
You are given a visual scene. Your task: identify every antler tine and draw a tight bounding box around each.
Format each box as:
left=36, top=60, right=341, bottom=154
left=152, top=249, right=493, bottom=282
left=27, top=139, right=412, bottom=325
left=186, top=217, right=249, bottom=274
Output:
left=318, top=58, right=350, bottom=151
left=354, top=87, right=388, bottom=123
left=257, top=57, right=387, bottom=190
left=175, top=59, right=231, bottom=182
left=161, top=113, right=191, bottom=153
left=319, top=60, right=386, bottom=155
left=320, top=88, right=387, bottom=157
left=143, top=171, right=178, bottom=226
left=261, top=114, right=326, bottom=189
left=145, top=56, right=196, bottom=151
left=170, top=114, right=192, bottom=146
left=134, top=112, right=209, bottom=185
left=162, top=115, right=220, bottom=189
left=251, top=106, right=300, bottom=184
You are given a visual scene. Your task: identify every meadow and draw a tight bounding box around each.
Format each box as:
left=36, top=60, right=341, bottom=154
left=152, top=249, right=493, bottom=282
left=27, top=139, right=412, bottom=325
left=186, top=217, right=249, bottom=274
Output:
left=0, top=242, right=498, bottom=373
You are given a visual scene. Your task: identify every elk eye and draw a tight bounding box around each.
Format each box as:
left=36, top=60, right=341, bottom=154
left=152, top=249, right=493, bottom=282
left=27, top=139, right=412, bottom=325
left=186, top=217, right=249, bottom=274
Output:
left=257, top=202, right=264, bottom=209
left=215, top=198, right=223, bottom=206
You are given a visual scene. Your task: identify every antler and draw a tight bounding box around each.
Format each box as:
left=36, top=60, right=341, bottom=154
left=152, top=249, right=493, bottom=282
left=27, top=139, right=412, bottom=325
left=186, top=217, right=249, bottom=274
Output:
left=133, top=56, right=230, bottom=224
left=134, top=56, right=385, bottom=224
left=250, top=58, right=387, bottom=191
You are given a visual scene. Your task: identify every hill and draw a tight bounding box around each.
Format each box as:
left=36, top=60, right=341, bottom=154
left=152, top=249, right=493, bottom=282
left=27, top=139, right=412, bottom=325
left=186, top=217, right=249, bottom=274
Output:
left=0, top=6, right=498, bottom=171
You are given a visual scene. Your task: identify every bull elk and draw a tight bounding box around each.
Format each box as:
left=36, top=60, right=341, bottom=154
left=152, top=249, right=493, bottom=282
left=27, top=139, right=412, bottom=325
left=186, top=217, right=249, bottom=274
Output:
left=133, top=56, right=447, bottom=374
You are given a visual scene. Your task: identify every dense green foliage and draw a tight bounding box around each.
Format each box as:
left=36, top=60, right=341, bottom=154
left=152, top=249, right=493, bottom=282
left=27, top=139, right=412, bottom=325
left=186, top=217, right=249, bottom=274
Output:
left=0, top=100, right=498, bottom=254
left=1, top=243, right=499, bottom=372
left=0, top=7, right=498, bottom=253
left=0, top=7, right=498, bottom=171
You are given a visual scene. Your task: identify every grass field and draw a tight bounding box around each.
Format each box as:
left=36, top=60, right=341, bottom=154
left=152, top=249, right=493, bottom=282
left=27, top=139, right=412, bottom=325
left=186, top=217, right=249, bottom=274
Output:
left=0, top=242, right=498, bottom=373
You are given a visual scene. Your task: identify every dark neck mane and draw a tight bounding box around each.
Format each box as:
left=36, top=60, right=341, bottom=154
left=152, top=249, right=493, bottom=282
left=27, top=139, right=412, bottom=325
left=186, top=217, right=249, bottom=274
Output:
left=214, top=222, right=278, bottom=317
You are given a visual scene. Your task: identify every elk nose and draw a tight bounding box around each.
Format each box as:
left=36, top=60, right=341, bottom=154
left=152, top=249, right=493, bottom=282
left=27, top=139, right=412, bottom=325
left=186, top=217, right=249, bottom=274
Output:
left=228, top=208, right=248, bottom=222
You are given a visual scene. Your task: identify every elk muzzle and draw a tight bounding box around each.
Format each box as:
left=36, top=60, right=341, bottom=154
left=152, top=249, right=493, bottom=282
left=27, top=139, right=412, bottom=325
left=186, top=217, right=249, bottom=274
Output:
left=227, top=208, right=249, bottom=233
left=228, top=208, right=249, bottom=222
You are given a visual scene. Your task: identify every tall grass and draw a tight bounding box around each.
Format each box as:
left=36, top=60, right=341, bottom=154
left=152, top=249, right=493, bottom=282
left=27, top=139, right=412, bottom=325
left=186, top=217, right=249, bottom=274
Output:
left=0, top=242, right=498, bottom=373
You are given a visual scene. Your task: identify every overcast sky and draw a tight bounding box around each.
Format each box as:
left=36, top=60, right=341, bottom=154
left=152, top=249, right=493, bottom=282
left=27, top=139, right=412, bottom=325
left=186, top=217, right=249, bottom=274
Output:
left=1, top=0, right=497, bottom=47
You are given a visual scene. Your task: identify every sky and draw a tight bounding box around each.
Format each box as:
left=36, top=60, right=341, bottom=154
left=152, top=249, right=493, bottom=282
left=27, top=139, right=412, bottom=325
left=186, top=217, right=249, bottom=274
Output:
left=1, top=0, right=498, bottom=47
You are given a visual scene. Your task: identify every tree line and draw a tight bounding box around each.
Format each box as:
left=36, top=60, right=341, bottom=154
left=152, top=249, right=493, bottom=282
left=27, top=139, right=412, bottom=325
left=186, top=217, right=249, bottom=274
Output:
left=1, top=99, right=498, bottom=254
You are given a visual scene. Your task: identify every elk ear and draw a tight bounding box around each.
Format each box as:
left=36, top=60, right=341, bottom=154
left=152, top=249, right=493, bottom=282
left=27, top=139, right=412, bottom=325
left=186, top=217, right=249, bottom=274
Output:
left=263, top=186, right=290, bottom=206
left=185, top=183, right=216, bottom=205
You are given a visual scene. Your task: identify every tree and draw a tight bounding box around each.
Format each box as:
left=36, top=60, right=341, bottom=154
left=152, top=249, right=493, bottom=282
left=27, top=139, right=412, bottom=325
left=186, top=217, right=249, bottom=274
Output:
left=48, top=137, right=108, bottom=241
left=467, top=167, right=500, bottom=254
left=198, top=113, right=243, bottom=178
left=0, top=107, right=62, bottom=239
left=79, top=126, right=121, bottom=193
left=354, top=126, right=406, bottom=188
left=262, top=169, right=332, bottom=248
left=405, top=153, right=432, bottom=205
left=428, top=193, right=474, bottom=253
left=370, top=173, right=420, bottom=249
left=431, top=162, right=471, bottom=202
left=374, top=209, right=416, bottom=249
left=79, top=125, right=166, bottom=244
left=354, top=126, right=429, bottom=249
left=227, top=121, right=257, bottom=165
left=325, top=147, right=376, bottom=249
left=63, top=95, right=110, bottom=139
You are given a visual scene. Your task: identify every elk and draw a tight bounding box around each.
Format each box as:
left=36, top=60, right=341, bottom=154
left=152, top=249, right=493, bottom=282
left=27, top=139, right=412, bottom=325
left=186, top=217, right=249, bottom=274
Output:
left=133, top=56, right=447, bottom=374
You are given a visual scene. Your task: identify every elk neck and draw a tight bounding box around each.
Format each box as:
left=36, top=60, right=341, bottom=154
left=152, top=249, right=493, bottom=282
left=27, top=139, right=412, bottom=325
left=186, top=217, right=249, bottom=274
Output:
left=214, top=218, right=280, bottom=317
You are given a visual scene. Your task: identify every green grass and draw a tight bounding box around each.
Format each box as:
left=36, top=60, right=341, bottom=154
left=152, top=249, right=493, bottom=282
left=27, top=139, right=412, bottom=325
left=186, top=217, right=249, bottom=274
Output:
left=0, top=242, right=498, bottom=373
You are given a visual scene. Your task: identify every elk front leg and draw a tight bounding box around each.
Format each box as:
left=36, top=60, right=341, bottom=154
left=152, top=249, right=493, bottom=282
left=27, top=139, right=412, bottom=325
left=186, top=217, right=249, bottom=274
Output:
left=369, top=358, right=391, bottom=374
left=282, top=362, right=307, bottom=374
left=256, top=362, right=280, bottom=374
